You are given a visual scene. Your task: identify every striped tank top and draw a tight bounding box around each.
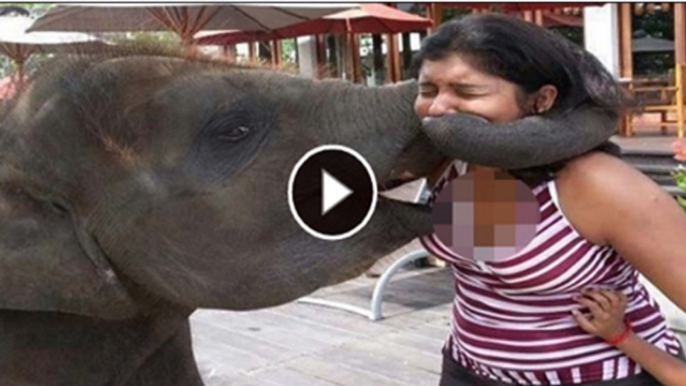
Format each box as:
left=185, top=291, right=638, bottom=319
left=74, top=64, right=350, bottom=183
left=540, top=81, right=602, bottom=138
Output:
left=420, top=161, right=682, bottom=385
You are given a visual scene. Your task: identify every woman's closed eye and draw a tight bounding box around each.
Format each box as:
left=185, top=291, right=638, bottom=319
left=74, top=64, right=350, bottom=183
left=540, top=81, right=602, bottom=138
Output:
left=418, top=85, right=437, bottom=98
left=450, top=84, right=490, bottom=99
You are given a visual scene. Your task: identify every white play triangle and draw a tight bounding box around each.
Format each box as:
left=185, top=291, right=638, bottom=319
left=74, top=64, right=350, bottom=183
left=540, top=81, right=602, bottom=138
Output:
left=321, top=169, right=353, bottom=216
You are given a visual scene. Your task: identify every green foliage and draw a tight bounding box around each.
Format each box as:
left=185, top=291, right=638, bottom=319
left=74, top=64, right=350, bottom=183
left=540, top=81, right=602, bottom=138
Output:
left=674, top=167, right=686, bottom=212
left=549, top=27, right=584, bottom=47
left=632, top=9, right=675, bottom=76
left=0, top=3, right=52, bottom=16
left=108, top=31, right=180, bottom=47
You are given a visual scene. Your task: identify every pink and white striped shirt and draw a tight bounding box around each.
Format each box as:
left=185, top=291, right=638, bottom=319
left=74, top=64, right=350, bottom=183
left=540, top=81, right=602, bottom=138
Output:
left=420, top=161, right=682, bottom=385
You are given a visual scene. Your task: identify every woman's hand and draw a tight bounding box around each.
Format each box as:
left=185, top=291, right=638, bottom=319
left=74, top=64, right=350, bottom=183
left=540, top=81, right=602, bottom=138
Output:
left=573, top=288, right=686, bottom=386
left=572, top=289, right=628, bottom=341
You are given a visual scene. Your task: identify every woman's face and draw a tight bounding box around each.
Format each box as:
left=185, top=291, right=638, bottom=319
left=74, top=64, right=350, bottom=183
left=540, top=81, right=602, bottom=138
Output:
left=414, top=54, right=530, bottom=123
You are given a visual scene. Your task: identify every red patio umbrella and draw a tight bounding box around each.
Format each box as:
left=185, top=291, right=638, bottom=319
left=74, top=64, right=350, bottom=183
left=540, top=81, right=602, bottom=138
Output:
left=195, top=3, right=432, bottom=83
left=195, top=3, right=432, bottom=44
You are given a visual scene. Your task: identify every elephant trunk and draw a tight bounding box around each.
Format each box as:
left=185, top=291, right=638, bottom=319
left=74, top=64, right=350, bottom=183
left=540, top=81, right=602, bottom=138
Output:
left=310, top=80, right=434, bottom=186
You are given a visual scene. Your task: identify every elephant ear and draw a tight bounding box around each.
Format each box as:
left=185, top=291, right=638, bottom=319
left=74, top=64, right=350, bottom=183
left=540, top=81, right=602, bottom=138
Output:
left=420, top=105, right=618, bottom=169
left=0, top=186, right=140, bottom=320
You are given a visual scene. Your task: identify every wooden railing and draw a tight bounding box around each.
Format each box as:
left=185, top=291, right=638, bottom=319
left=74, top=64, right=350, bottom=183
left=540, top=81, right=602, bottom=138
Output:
left=622, top=63, right=685, bottom=139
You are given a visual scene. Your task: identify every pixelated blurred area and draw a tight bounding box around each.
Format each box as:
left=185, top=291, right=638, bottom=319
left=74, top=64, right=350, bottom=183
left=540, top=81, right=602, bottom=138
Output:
left=431, top=168, right=540, bottom=261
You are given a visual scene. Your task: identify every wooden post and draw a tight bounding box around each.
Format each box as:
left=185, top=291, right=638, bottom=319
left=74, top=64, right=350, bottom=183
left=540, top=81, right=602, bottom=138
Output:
left=344, top=32, right=356, bottom=82
left=534, top=10, right=544, bottom=26
left=677, top=64, right=684, bottom=138
left=385, top=33, right=401, bottom=83
left=618, top=3, right=634, bottom=136
left=675, top=3, right=686, bottom=65
left=350, top=33, right=361, bottom=83
left=523, top=10, right=534, bottom=23
left=271, top=39, right=281, bottom=68
left=247, top=42, right=256, bottom=63
left=676, top=3, right=686, bottom=138
left=428, top=3, right=442, bottom=28
left=619, top=3, right=633, bottom=79
left=315, top=34, right=327, bottom=78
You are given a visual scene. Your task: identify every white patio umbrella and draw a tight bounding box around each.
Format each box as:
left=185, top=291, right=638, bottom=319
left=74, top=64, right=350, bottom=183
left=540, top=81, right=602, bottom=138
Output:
left=0, top=15, right=109, bottom=90
left=28, top=3, right=358, bottom=46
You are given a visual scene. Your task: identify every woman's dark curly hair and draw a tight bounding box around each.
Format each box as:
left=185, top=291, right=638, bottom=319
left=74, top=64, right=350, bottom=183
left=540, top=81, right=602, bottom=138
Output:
left=411, top=14, right=628, bottom=184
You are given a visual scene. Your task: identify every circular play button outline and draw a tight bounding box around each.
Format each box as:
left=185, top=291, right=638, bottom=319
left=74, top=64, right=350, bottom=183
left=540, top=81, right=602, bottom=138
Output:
left=288, top=144, right=378, bottom=241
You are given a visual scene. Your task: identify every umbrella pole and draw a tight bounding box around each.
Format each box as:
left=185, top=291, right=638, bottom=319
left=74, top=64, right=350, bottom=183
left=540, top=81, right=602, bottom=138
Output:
left=16, top=59, right=24, bottom=93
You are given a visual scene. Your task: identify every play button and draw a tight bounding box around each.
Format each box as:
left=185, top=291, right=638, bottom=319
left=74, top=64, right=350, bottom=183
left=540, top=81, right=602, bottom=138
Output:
left=288, top=145, right=377, bottom=240
left=321, top=170, right=353, bottom=215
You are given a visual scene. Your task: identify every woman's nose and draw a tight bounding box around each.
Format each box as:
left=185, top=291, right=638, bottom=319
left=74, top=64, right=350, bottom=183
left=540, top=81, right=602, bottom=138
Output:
left=427, top=94, right=458, bottom=117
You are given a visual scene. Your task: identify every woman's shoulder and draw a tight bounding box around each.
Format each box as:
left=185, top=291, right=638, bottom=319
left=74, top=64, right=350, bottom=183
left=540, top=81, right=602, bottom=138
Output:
left=554, top=151, right=670, bottom=245
left=557, top=151, right=651, bottom=190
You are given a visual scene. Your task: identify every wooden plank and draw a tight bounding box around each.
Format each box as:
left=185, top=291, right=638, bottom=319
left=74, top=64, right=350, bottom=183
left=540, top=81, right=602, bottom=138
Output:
left=267, top=303, right=399, bottom=337
left=379, top=303, right=453, bottom=329
left=201, top=372, right=248, bottom=386
left=405, top=322, right=452, bottom=342
left=378, top=330, right=448, bottom=357
left=190, top=318, right=294, bottom=362
left=191, top=332, right=271, bottom=373
left=193, top=309, right=334, bottom=353
left=342, top=339, right=443, bottom=374
left=315, top=343, right=440, bottom=386
left=249, top=366, right=341, bottom=386
left=287, top=356, right=411, bottom=386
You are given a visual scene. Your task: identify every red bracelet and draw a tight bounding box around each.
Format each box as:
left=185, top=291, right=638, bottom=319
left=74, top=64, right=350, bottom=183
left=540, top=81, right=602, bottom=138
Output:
left=605, top=319, right=633, bottom=346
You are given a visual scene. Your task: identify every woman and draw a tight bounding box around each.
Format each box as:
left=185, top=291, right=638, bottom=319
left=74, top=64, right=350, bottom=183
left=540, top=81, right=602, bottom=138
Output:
left=414, top=14, right=686, bottom=385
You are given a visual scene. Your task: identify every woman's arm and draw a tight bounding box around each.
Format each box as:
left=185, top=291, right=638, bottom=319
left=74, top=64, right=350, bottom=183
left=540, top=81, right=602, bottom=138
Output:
left=574, top=290, right=686, bottom=386
left=557, top=152, right=686, bottom=313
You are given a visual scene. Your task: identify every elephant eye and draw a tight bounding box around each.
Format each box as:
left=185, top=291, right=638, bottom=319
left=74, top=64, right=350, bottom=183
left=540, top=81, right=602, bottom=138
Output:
left=216, top=126, right=251, bottom=142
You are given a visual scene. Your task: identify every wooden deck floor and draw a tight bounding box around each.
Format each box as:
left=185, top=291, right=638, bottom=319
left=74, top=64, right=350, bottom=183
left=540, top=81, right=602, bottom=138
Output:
left=190, top=262, right=454, bottom=386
